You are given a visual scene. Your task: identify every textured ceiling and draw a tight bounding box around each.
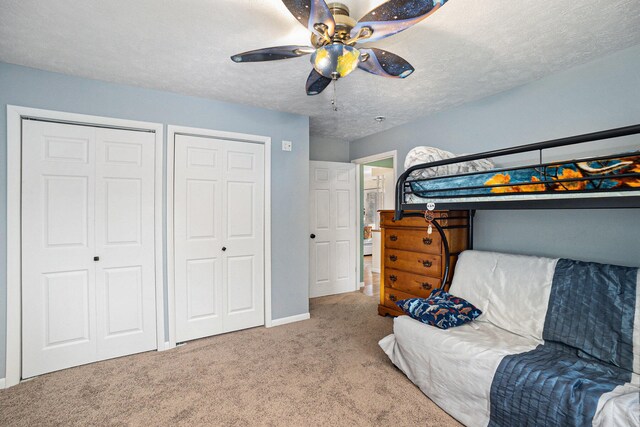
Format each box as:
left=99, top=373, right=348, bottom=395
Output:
left=1, top=0, right=639, bottom=141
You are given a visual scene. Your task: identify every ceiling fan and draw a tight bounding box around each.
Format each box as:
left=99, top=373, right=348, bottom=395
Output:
left=231, top=0, right=448, bottom=95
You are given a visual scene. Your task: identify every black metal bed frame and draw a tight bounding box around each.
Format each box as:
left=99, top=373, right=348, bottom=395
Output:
left=392, top=124, right=640, bottom=289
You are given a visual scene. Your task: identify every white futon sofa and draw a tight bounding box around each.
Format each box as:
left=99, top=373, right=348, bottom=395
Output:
left=380, top=250, right=640, bottom=427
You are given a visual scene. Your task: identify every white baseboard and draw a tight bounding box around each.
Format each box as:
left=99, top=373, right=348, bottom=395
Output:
left=0, top=378, right=6, bottom=389
left=157, top=341, right=175, bottom=351
left=269, top=313, right=310, bottom=327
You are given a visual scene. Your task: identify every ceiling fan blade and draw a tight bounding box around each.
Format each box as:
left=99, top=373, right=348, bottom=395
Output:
left=358, top=48, right=415, bottom=78
left=231, top=45, right=315, bottom=63
left=282, top=0, right=336, bottom=37
left=351, top=0, right=447, bottom=43
left=306, top=69, right=332, bottom=95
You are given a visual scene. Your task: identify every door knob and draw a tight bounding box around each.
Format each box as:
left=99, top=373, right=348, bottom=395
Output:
left=310, top=234, right=316, bottom=239
left=222, top=247, right=227, bottom=251
left=93, top=256, right=100, bottom=261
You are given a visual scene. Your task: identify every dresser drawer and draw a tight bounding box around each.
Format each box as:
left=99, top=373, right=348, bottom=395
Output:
left=385, top=268, right=440, bottom=297
left=384, top=249, right=441, bottom=277
left=383, top=287, right=417, bottom=310
left=385, top=228, right=441, bottom=255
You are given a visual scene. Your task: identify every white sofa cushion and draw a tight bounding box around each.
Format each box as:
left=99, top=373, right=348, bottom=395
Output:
left=449, top=250, right=558, bottom=341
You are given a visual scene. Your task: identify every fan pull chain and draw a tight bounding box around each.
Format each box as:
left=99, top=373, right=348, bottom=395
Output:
left=331, top=79, right=338, bottom=112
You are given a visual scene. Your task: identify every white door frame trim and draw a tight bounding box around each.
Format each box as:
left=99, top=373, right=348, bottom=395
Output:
left=5, top=105, right=166, bottom=388
left=351, top=150, right=398, bottom=286
left=166, top=125, right=272, bottom=348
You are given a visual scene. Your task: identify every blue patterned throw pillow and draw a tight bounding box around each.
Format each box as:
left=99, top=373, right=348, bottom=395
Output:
left=395, top=288, right=482, bottom=329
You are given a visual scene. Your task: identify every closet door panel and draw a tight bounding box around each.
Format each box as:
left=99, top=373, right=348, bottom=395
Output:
left=174, top=135, right=224, bottom=341
left=21, top=121, right=97, bottom=378
left=223, top=142, right=264, bottom=332
left=94, top=128, right=157, bottom=359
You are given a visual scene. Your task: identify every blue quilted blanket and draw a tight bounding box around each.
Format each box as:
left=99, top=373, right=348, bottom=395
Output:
left=488, top=259, right=638, bottom=426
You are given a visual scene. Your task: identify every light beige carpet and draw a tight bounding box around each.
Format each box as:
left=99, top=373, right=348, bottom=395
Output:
left=0, top=292, right=460, bottom=426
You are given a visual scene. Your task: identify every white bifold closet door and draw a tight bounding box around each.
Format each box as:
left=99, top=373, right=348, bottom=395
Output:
left=21, top=120, right=157, bottom=378
left=174, top=134, right=264, bottom=343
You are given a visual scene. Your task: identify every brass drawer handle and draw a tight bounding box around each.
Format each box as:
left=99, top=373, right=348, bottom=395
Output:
left=389, top=294, right=397, bottom=302
left=423, top=237, right=433, bottom=245
left=389, top=255, right=398, bottom=262
left=421, top=283, right=432, bottom=290
left=389, top=275, right=397, bottom=282
left=390, top=235, right=398, bottom=241
left=420, top=260, right=433, bottom=268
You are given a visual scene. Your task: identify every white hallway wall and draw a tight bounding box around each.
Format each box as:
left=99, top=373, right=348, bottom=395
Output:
left=350, top=44, right=640, bottom=267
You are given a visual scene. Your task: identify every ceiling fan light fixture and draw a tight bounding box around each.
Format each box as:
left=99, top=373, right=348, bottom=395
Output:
left=231, top=0, right=448, bottom=95
left=311, top=44, right=360, bottom=79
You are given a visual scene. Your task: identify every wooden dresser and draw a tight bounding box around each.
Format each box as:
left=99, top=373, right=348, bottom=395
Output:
left=378, top=210, right=470, bottom=317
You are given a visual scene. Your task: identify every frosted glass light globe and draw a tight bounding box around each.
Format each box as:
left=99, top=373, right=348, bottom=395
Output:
left=311, top=44, right=360, bottom=79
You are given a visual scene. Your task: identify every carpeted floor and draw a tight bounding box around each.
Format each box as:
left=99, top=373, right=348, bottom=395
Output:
left=0, top=291, right=460, bottom=426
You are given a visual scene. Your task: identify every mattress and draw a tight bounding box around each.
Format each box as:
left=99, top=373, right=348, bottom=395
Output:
left=406, top=153, right=640, bottom=202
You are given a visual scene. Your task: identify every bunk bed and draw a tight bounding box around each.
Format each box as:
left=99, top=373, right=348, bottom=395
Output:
left=396, top=124, right=639, bottom=215
left=392, top=124, right=640, bottom=284
left=381, top=124, right=640, bottom=427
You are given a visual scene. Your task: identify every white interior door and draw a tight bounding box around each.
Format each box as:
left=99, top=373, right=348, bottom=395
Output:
left=21, top=120, right=157, bottom=378
left=309, top=161, right=357, bottom=298
left=174, top=134, right=264, bottom=342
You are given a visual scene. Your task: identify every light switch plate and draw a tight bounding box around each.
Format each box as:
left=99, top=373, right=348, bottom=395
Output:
left=282, top=140, right=292, bottom=151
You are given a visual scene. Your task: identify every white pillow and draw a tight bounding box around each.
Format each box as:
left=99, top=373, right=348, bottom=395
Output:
left=405, top=146, right=494, bottom=179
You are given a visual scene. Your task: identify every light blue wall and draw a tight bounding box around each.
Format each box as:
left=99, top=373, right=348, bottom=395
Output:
left=309, top=135, right=350, bottom=162
left=0, top=62, right=310, bottom=378
left=350, top=44, right=640, bottom=268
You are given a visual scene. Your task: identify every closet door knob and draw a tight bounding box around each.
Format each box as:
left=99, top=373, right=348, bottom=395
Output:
left=310, top=234, right=316, bottom=239
left=93, top=256, right=100, bottom=261
left=222, top=247, right=227, bottom=252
